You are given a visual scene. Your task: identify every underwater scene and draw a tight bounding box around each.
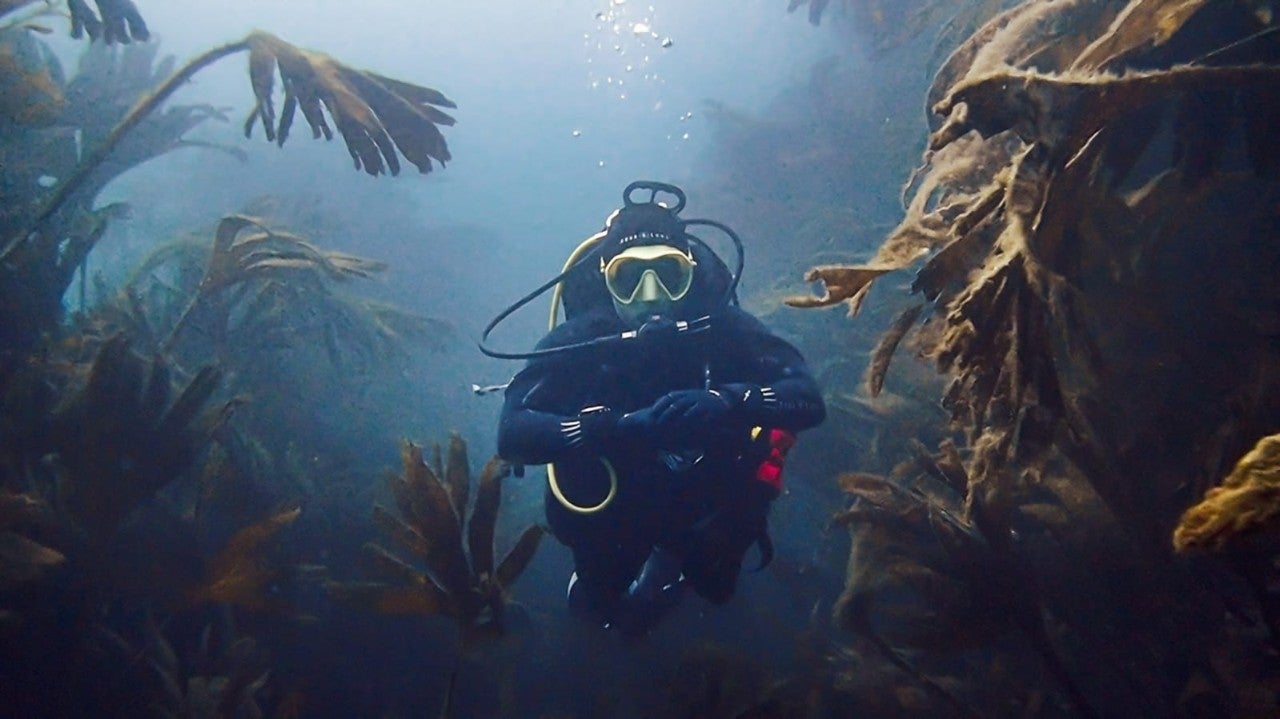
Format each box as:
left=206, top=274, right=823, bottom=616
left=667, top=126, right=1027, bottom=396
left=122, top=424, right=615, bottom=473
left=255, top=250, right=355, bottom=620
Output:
left=2, top=0, right=1280, bottom=716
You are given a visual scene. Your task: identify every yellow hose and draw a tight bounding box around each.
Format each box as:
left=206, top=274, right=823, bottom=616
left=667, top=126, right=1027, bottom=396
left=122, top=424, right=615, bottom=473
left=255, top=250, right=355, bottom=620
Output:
left=547, top=457, right=618, bottom=514
left=546, top=231, right=618, bottom=513
left=548, top=231, right=607, bottom=331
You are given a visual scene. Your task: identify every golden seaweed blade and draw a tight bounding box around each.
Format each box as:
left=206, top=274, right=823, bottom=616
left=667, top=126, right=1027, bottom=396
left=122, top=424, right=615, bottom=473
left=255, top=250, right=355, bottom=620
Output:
left=189, top=507, right=302, bottom=611
left=330, top=436, right=543, bottom=636
left=242, top=31, right=455, bottom=176
left=785, top=264, right=903, bottom=317
left=1174, top=434, right=1280, bottom=553
left=865, top=304, right=924, bottom=397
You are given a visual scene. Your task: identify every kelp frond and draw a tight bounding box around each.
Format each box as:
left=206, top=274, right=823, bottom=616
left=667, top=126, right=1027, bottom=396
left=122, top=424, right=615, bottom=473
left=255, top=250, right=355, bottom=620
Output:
left=200, top=215, right=385, bottom=292
left=2, top=28, right=454, bottom=266
left=190, top=507, right=301, bottom=610
left=244, top=31, right=455, bottom=176
left=1174, top=434, right=1280, bottom=553
left=796, top=0, right=1280, bottom=541
left=49, top=335, right=232, bottom=540
left=833, top=451, right=1096, bottom=717
left=66, top=0, right=149, bottom=44
left=163, top=214, right=386, bottom=352
left=785, top=263, right=906, bottom=317
left=330, top=435, right=543, bottom=639
left=865, top=303, right=924, bottom=397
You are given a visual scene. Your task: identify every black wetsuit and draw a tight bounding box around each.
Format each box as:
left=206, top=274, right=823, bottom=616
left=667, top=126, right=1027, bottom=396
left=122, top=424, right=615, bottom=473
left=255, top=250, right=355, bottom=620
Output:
left=498, top=305, right=825, bottom=605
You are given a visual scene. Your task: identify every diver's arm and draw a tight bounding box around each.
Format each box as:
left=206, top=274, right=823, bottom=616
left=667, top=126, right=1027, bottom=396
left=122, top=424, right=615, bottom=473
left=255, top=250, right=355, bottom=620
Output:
left=498, top=367, right=571, bottom=465
left=715, top=325, right=826, bottom=431
left=717, top=365, right=825, bottom=431
left=497, top=367, right=620, bottom=466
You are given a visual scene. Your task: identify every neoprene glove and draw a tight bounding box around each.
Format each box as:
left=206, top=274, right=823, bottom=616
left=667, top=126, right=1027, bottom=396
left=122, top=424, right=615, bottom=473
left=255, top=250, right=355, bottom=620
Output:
left=652, top=389, right=732, bottom=426
left=630, top=389, right=733, bottom=448
left=569, top=405, right=625, bottom=452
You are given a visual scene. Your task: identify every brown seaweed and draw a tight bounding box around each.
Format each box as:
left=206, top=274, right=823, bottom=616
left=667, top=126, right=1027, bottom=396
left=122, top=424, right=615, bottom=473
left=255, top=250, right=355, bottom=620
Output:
left=49, top=335, right=233, bottom=540
left=864, top=303, right=923, bottom=397
left=785, top=264, right=905, bottom=316
left=833, top=457, right=1098, bottom=717
left=189, top=507, right=301, bottom=610
left=329, top=435, right=543, bottom=639
left=1174, top=434, right=1280, bottom=553
left=797, top=2, right=1280, bottom=715
left=161, top=214, right=386, bottom=353
left=831, top=471, right=992, bottom=717
left=244, top=31, right=455, bottom=176
left=66, top=0, right=149, bottom=44
left=799, top=0, right=1280, bottom=538
left=0, top=30, right=455, bottom=358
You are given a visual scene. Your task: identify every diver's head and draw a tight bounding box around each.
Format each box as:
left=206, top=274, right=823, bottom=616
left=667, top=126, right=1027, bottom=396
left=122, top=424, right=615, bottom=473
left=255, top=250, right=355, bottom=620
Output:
left=599, top=201, right=695, bottom=327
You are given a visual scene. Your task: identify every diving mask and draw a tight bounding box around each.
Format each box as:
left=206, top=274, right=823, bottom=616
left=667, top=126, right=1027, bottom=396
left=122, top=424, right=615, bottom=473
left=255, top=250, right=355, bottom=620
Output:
left=602, top=244, right=697, bottom=305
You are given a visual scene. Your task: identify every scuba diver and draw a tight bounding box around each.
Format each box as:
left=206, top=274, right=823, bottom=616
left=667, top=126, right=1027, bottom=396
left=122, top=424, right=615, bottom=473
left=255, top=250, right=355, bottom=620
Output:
left=482, top=181, right=824, bottom=635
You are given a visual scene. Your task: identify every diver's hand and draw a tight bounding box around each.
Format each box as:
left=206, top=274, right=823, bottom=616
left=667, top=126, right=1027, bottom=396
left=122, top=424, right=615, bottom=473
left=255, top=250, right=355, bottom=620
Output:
left=616, top=406, right=656, bottom=439
left=652, top=389, right=732, bottom=427
left=627, top=390, right=732, bottom=449
left=573, top=405, right=624, bottom=452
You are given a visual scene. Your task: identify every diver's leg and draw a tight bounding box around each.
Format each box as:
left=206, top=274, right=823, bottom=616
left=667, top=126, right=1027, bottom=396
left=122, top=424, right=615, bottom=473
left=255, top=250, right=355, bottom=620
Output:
left=614, top=473, right=716, bottom=635
left=545, top=486, right=655, bottom=623
left=681, top=473, right=778, bottom=604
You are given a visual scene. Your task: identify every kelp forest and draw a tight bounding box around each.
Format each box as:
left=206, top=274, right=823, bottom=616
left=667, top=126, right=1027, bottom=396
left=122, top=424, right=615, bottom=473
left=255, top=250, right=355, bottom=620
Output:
left=1, top=0, right=1279, bottom=717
